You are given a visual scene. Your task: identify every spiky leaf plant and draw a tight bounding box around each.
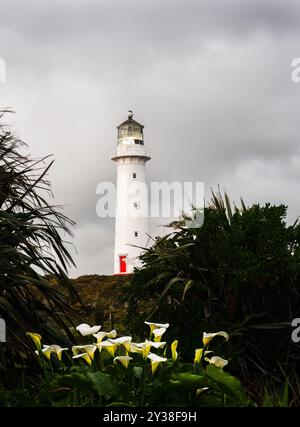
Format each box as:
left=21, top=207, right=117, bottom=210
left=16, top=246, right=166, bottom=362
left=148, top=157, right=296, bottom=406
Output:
left=0, top=110, right=80, bottom=387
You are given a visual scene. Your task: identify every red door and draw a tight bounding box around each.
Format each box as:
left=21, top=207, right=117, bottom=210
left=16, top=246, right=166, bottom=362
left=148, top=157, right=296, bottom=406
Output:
left=119, top=255, right=127, bottom=273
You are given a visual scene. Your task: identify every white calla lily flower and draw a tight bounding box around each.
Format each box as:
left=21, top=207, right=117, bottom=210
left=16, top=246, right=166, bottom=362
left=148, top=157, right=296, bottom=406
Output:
left=171, top=340, right=178, bottom=361
left=41, top=345, right=68, bottom=361
left=93, top=331, right=108, bottom=343
left=144, top=321, right=170, bottom=333
left=202, top=331, right=229, bottom=346
left=76, top=323, right=101, bottom=336
left=147, top=352, right=168, bottom=374
left=131, top=342, right=152, bottom=359
left=72, top=345, right=97, bottom=360
left=130, top=340, right=166, bottom=359
left=27, top=332, right=42, bottom=350
left=114, top=356, right=133, bottom=369
left=129, top=342, right=145, bottom=355
left=106, top=329, right=117, bottom=339
left=72, top=352, right=92, bottom=366
left=194, top=349, right=214, bottom=364
left=108, top=336, right=132, bottom=353
left=153, top=327, right=167, bottom=342
left=93, top=329, right=117, bottom=343
left=205, top=356, right=229, bottom=369
left=96, top=341, right=116, bottom=357
left=145, top=340, right=166, bottom=349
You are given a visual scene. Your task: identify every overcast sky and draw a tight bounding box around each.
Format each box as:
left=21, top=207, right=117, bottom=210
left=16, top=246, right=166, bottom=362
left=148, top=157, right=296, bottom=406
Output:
left=1, top=0, right=300, bottom=276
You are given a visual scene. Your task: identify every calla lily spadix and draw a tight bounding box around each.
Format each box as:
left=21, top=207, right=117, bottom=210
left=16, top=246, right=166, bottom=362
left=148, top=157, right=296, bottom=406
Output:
left=202, top=331, right=229, bottom=346
left=96, top=341, right=116, bottom=357
left=26, top=332, right=42, bottom=350
left=93, top=329, right=117, bottom=343
left=205, top=356, right=228, bottom=369
left=144, top=321, right=170, bottom=333
left=147, top=353, right=168, bottom=374
left=114, top=356, right=133, bottom=369
left=72, top=352, right=92, bottom=366
left=194, top=349, right=214, bottom=364
left=153, top=327, right=167, bottom=342
left=41, top=345, right=68, bottom=361
left=108, top=336, right=132, bottom=353
left=76, top=323, right=101, bottom=337
left=72, top=345, right=97, bottom=360
left=171, top=340, right=178, bottom=361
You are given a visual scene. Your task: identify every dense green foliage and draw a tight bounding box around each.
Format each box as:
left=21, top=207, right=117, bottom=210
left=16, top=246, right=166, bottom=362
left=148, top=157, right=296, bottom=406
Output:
left=0, top=111, right=80, bottom=390
left=125, top=192, right=300, bottom=404
left=1, top=324, right=248, bottom=407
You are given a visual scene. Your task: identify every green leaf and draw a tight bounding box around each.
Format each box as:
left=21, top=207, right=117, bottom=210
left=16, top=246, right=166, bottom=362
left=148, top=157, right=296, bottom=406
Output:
left=147, top=275, right=185, bottom=317
left=248, top=322, right=291, bottom=330
left=87, top=372, right=117, bottom=399
left=171, top=372, right=208, bottom=388
left=224, top=192, right=233, bottom=224
left=106, top=402, right=134, bottom=407
left=205, top=364, right=245, bottom=403
left=55, top=373, right=91, bottom=391
left=181, top=279, right=193, bottom=301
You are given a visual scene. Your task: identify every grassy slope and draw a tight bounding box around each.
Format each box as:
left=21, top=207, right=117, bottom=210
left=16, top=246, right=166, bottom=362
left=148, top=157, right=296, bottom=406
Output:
left=61, top=274, right=130, bottom=334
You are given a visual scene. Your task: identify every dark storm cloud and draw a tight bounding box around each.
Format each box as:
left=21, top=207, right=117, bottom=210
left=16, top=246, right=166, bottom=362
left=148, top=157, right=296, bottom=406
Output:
left=1, top=0, right=300, bottom=275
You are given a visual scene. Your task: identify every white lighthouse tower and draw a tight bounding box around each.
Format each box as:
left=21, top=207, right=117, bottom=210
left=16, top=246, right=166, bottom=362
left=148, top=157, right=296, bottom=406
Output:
left=112, top=111, right=151, bottom=274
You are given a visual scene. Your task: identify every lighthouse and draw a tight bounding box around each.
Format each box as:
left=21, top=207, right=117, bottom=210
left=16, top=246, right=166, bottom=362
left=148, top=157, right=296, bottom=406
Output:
left=112, top=111, right=151, bottom=274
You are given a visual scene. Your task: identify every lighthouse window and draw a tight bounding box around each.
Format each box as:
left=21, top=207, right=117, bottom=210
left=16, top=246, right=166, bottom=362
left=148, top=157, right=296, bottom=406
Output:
left=133, top=173, right=136, bottom=179
left=133, top=201, right=139, bottom=208
left=134, top=231, right=139, bottom=237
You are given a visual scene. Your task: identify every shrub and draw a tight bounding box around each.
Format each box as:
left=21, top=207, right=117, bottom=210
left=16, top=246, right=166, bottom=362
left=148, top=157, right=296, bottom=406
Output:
left=125, top=191, right=300, bottom=405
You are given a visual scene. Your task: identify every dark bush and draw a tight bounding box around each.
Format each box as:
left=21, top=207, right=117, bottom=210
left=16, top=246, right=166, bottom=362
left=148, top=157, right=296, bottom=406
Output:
left=125, top=192, right=300, bottom=404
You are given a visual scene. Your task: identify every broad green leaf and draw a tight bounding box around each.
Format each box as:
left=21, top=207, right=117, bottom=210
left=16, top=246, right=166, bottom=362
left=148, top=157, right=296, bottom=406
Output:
left=205, top=364, right=245, bottom=403
left=55, top=373, right=91, bottom=391
left=87, top=372, right=117, bottom=399
left=172, top=372, right=208, bottom=388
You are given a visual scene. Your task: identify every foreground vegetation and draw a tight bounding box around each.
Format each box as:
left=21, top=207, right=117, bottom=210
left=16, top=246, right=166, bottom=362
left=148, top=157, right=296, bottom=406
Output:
left=9, top=323, right=247, bottom=407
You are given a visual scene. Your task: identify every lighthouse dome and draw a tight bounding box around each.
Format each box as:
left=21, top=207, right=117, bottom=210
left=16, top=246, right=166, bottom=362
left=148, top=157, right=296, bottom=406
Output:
left=117, top=110, right=144, bottom=145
